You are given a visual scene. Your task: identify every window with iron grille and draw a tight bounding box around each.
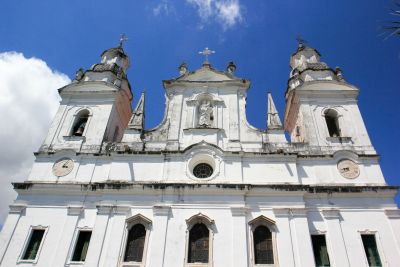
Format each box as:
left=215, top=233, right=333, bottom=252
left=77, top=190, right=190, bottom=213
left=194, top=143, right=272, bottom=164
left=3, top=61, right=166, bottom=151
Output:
left=124, top=224, right=146, bottom=262
left=253, top=225, right=274, bottom=264
left=193, top=163, right=213, bottom=178
left=188, top=223, right=209, bottom=263
left=22, top=229, right=45, bottom=260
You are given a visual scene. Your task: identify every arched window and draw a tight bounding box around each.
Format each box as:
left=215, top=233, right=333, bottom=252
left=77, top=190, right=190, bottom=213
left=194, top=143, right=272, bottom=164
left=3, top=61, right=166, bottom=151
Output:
left=249, top=215, right=277, bottom=266
left=122, top=214, right=151, bottom=265
left=124, top=224, right=146, bottom=262
left=253, top=225, right=273, bottom=264
left=188, top=223, right=209, bottom=263
left=324, top=109, right=340, bottom=137
left=185, top=213, right=214, bottom=266
left=71, top=110, right=90, bottom=136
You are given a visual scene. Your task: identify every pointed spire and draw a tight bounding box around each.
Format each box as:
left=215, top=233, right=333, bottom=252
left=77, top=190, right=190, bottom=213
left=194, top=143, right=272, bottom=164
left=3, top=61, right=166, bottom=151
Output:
left=128, top=92, right=145, bottom=130
left=267, top=92, right=282, bottom=130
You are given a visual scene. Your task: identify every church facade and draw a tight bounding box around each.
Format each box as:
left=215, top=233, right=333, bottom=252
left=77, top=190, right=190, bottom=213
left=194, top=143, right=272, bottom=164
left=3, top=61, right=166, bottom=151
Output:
left=0, top=42, right=399, bottom=267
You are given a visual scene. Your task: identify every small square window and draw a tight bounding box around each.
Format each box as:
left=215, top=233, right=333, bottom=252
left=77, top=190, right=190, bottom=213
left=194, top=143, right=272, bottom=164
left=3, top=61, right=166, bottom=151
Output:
left=22, top=229, right=45, bottom=260
left=71, top=231, right=92, bottom=262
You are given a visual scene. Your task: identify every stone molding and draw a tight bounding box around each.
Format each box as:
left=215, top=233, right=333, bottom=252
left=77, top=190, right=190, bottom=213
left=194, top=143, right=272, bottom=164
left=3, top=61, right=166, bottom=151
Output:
left=153, top=205, right=171, bottom=216
left=96, top=204, right=113, bottom=215
left=230, top=206, right=248, bottom=216
left=321, top=209, right=341, bottom=219
left=113, top=205, right=131, bottom=215
left=384, top=209, right=400, bottom=218
left=67, top=205, right=83, bottom=216
left=9, top=204, right=26, bottom=214
left=273, top=208, right=290, bottom=217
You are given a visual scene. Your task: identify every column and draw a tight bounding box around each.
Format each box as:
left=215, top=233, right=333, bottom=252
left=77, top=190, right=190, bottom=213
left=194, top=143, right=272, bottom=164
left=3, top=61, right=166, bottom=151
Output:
left=0, top=204, right=26, bottom=266
left=322, top=209, right=350, bottom=267
left=84, top=205, right=112, bottom=267
left=290, top=208, right=315, bottom=267
left=230, top=206, right=249, bottom=267
left=147, top=205, right=170, bottom=267
left=50, top=205, right=82, bottom=266
left=273, top=208, right=296, bottom=267
left=100, top=206, right=130, bottom=267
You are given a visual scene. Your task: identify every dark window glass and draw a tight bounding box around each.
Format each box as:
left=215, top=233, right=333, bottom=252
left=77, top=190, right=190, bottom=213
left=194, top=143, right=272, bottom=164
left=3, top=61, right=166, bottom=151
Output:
left=311, top=235, right=331, bottom=267
left=361, top=235, right=382, bottom=267
left=193, top=163, right=213, bottom=178
left=22, top=229, right=45, bottom=260
left=72, top=231, right=92, bottom=262
left=124, top=224, right=146, bottom=262
left=325, top=110, right=340, bottom=137
left=188, top=223, right=209, bottom=263
left=253, top=225, right=274, bottom=264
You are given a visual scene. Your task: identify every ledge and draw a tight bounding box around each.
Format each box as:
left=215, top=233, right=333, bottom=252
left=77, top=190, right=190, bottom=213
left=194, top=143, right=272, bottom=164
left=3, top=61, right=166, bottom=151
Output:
left=12, top=181, right=399, bottom=194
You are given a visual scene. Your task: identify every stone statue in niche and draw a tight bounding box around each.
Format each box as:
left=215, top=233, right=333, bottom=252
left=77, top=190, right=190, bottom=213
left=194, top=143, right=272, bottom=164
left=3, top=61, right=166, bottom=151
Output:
left=198, top=100, right=213, bottom=127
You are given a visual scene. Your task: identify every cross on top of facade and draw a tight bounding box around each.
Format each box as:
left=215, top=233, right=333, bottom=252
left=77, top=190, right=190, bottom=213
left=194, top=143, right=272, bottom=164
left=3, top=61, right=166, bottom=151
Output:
left=296, top=34, right=307, bottom=47
left=199, top=47, right=215, bottom=63
left=119, top=33, right=128, bottom=48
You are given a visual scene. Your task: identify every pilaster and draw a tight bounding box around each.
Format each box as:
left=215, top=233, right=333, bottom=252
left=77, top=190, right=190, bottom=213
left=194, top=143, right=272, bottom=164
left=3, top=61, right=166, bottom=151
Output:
left=50, top=205, right=83, bottom=266
left=321, top=209, right=350, bottom=267
left=0, top=204, right=26, bottom=265
left=84, top=205, right=113, bottom=266
left=230, top=206, right=249, bottom=267
left=147, top=205, right=171, bottom=267
left=273, top=208, right=295, bottom=267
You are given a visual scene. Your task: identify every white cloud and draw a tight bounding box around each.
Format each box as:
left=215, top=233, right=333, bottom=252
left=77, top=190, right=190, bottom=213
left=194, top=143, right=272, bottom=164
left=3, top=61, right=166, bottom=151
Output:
left=153, top=0, right=176, bottom=16
left=186, top=0, right=243, bottom=30
left=0, top=52, right=70, bottom=225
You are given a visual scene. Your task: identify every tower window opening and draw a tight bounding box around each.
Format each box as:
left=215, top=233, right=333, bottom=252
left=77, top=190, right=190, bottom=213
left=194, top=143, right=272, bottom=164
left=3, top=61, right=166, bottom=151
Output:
left=324, top=109, right=340, bottom=137
left=72, top=110, right=90, bottom=136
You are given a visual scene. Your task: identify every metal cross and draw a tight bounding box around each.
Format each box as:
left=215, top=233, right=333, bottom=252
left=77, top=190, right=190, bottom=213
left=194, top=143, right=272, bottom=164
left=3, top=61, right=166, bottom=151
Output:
left=296, top=34, right=307, bottom=46
left=119, top=33, right=128, bottom=47
left=199, top=47, right=215, bottom=62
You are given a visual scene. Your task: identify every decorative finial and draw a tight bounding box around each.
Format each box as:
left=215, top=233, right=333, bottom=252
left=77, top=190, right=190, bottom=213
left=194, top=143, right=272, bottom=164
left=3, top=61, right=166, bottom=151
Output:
left=179, top=62, right=188, bottom=75
left=296, top=34, right=307, bottom=48
left=199, top=47, right=215, bottom=64
left=227, top=61, right=236, bottom=74
left=335, top=66, right=345, bottom=82
left=119, top=33, right=128, bottom=48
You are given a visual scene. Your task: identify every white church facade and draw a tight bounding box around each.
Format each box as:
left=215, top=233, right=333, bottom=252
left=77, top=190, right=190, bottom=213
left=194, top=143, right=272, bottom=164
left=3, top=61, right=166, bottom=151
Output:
left=0, top=42, right=399, bottom=267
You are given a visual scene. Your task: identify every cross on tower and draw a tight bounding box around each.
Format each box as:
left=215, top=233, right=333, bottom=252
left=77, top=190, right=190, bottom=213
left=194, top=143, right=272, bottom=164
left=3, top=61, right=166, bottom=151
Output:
left=119, top=33, right=128, bottom=48
left=296, top=34, right=307, bottom=47
left=199, top=47, right=215, bottom=63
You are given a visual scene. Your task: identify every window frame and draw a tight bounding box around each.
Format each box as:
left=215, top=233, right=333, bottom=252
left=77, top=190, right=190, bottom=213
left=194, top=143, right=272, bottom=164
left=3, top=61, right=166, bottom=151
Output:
left=248, top=215, right=278, bottom=267
left=67, top=227, right=93, bottom=265
left=65, top=108, right=93, bottom=138
left=119, top=214, right=152, bottom=267
left=310, top=234, right=331, bottom=267
left=358, top=231, right=385, bottom=267
left=18, top=225, right=49, bottom=264
left=184, top=213, right=215, bottom=267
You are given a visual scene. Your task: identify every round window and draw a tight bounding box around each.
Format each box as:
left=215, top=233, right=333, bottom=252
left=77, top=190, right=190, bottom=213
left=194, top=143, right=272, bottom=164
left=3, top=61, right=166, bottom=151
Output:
left=193, top=163, right=213, bottom=178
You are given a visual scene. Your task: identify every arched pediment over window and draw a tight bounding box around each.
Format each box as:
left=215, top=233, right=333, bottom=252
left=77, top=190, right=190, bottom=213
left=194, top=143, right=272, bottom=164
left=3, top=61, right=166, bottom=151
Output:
left=126, top=214, right=152, bottom=228
left=186, top=213, right=215, bottom=229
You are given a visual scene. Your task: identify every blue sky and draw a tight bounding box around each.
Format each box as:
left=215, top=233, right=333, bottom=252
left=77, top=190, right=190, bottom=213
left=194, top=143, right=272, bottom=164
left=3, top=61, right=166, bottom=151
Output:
left=0, top=0, right=399, bottom=215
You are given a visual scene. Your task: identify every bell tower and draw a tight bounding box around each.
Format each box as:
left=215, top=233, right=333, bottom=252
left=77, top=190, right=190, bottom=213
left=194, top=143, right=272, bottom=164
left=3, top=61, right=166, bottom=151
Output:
left=284, top=41, right=375, bottom=154
left=40, top=42, right=133, bottom=153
